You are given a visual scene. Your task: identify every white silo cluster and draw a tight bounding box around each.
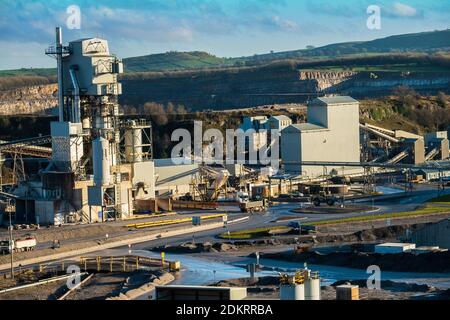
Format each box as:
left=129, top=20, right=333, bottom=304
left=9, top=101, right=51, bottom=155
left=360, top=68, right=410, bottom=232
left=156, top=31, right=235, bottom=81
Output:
left=279, top=266, right=321, bottom=300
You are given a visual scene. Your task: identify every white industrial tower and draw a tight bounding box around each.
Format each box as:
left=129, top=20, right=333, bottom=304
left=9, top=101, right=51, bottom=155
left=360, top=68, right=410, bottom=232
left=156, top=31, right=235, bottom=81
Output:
left=11, top=27, right=158, bottom=224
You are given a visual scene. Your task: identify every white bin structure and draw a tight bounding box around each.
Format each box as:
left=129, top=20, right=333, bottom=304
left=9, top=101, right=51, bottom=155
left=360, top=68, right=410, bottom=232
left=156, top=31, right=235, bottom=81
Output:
left=305, top=277, right=321, bottom=300
left=280, top=284, right=305, bottom=301
left=279, top=267, right=321, bottom=301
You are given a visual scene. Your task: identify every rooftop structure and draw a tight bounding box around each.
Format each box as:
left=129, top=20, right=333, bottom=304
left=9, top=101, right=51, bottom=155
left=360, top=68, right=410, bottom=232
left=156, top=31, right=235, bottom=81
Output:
left=266, top=115, right=292, bottom=132
left=281, top=96, right=361, bottom=177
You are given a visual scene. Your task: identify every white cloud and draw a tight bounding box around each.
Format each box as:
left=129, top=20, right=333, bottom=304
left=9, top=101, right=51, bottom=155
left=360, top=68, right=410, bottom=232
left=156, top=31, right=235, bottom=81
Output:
left=271, top=16, right=299, bottom=32
left=168, top=27, right=195, bottom=42
left=392, top=2, right=418, bottom=17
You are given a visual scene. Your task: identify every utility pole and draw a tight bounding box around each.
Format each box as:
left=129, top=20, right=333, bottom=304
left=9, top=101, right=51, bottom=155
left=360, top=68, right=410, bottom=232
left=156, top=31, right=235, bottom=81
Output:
left=8, top=199, right=14, bottom=279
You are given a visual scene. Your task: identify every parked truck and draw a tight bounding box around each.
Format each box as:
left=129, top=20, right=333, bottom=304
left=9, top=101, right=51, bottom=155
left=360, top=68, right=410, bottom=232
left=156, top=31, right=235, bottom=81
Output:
left=239, top=199, right=268, bottom=213
left=0, top=236, right=37, bottom=254
left=311, top=192, right=338, bottom=207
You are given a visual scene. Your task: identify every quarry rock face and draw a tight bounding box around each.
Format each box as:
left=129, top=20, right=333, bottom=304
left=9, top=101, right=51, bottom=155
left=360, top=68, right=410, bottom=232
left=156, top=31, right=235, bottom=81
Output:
left=0, top=84, right=57, bottom=115
left=1, top=70, right=449, bottom=114
left=300, top=70, right=450, bottom=95
left=299, top=71, right=357, bottom=92
left=120, top=70, right=450, bottom=110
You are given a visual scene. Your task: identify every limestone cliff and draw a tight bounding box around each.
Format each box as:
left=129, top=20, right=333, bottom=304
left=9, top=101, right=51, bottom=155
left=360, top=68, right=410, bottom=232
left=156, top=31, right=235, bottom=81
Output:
left=299, top=71, right=357, bottom=91
left=0, top=84, right=57, bottom=115
left=0, top=69, right=449, bottom=114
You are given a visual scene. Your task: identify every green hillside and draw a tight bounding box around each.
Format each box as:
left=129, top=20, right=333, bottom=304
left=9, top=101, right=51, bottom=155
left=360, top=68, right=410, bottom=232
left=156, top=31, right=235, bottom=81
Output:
left=247, top=29, right=450, bottom=63
left=1, top=29, right=449, bottom=77
left=121, top=29, right=450, bottom=70
left=0, top=68, right=56, bottom=78
left=358, top=29, right=450, bottom=51
left=123, top=51, right=235, bottom=72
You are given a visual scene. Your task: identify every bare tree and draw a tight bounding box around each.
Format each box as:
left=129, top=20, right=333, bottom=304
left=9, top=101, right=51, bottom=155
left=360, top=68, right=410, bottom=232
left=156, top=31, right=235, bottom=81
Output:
left=143, top=102, right=168, bottom=126
left=437, top=91, right=448, bottom=108
left=393, top=86, right=417, bottom=110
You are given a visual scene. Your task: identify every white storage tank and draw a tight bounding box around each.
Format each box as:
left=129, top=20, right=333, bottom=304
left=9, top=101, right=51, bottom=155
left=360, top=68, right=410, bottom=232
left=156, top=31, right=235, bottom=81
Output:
left=82, top=117, right=90, bottom=130
left=304, top=278, right=321, bottom=300
left=125, top=123, right=143, bottom=163
left=93, top=137, right=111, bottom=186
left=280, top=284, right=305, bottom=300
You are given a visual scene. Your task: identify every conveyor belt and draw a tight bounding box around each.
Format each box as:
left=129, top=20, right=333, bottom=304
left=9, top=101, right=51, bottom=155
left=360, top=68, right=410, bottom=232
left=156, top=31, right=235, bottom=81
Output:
left=386, top=150, right=409, bottom=164
left=425, top=147, right=440, bottom=161
left=0, top=136, right=52, bottom=158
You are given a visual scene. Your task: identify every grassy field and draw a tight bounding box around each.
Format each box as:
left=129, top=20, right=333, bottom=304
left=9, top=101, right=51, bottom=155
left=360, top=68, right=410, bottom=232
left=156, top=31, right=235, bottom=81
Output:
left=219, top=226, right=291, bottom=240
left=0, top=68, right=56, bottom=77
left=123, top=51, right=234, bottom=72
left=220, top=203, right=450, bottom=236
left=301, top=63, right=450, bottom=73
left=305, top=204, right=450, bottom=226
left=428, top=194, right=450, bottom=204
left=1, top=30, right=449, bottom=75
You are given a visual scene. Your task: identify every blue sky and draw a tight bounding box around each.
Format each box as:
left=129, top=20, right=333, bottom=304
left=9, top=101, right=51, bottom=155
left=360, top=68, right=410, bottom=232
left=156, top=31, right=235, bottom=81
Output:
left=0, top=0, right=449, bottom=69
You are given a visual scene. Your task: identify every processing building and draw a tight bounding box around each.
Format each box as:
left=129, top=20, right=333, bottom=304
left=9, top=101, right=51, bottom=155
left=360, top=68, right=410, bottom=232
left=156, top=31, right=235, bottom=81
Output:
left=281, top=96, right=361, bottom=177
left=11, top=28, right=155, bottom=225
left=154, top=158, right=199, bottom=197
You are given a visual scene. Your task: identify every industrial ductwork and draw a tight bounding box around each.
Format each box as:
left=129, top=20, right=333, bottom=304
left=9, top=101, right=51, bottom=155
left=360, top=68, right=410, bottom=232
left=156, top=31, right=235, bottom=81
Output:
left=69, top=67, right=81, bottom=123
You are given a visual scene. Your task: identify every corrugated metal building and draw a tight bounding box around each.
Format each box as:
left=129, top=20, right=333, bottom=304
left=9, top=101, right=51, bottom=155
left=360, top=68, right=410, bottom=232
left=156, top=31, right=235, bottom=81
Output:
left=154, top=158, right=200, bottom=197
left=281, top=96, right=361, bottom=177
left=411, top=219, right=450, bottom=249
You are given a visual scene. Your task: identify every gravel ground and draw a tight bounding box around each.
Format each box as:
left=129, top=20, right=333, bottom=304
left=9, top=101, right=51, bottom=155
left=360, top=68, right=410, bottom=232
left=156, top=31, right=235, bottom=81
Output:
left=66, top=273, right=131, bottom=300
left=214, top=277, right=442, bottom=300
left=0, top=279, right=67, bottom=300
left=0, top=270, right=164, bottom=300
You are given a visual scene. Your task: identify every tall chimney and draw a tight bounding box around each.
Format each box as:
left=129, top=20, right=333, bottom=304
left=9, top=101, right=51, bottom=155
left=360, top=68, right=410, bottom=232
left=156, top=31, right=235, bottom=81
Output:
left=56, top=27, right=64, bottom=122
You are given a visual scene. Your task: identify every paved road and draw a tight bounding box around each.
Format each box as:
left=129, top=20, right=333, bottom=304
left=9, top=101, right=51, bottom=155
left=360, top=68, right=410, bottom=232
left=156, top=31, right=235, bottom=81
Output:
left=3, top=184, right=449, bottom=268
left=121, top=187, right=450, bottom=250
left=1, top=211, right=232, bottom=251
left=266, top=187, right=450, bottom=224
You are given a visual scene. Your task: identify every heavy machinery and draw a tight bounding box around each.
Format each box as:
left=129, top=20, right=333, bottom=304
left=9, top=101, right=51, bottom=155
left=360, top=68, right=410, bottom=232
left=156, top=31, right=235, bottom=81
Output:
left=0, top=236, right=36, bottom=254
left=239, top=199, right=268, bottom=213
left=192, top=166, right=230, bottom=202
left=311, top=192, right=337, bottom=206
left=236, top=191, right=250, bottom=203
left=279, top=270, right=307, bottom=285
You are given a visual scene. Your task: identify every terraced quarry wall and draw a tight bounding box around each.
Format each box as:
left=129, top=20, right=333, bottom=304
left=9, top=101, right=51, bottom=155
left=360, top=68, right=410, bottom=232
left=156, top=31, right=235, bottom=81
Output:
left=0, top=69, right=449, bottom=115
left=120, top=67, right=317, bottom=110
left=120, top=69, right=450, bottom=110
left=0, top=84, right=57, bottom=115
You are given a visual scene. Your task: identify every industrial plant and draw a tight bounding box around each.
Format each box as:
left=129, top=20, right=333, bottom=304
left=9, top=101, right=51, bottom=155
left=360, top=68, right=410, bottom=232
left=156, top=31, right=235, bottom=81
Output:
left=1, top=24, right=450, bottom=304
left=0, top=28, right=154, bottom=225
left=0, top=28, right=449, bottom=226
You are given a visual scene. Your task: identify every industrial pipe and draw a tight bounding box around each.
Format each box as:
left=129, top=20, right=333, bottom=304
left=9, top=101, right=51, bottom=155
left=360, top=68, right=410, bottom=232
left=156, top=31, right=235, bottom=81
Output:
left=69, top=67, right=81, bottom=123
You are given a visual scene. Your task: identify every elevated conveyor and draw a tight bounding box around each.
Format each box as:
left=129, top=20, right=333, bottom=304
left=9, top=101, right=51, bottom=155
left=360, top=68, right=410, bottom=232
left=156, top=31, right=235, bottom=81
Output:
left=0, top=136, right=52, bottom=158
